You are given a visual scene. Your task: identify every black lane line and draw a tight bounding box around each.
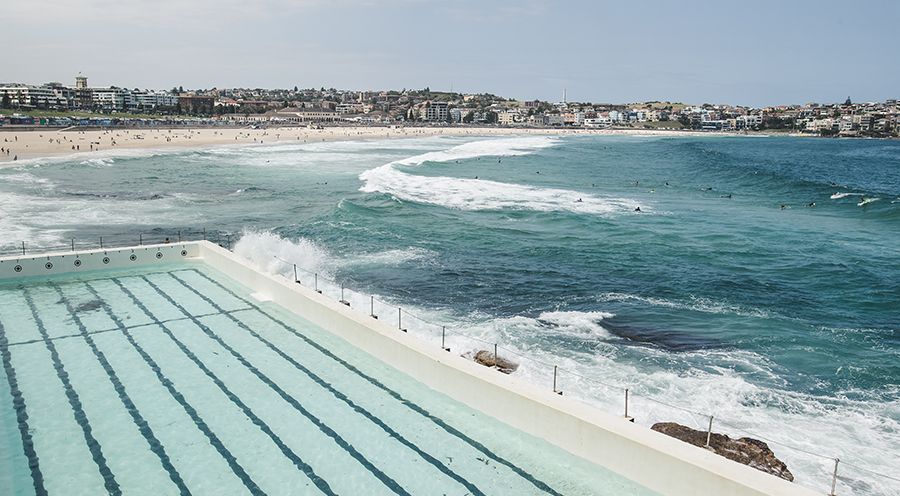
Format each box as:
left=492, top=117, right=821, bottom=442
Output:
left=185, top=268, right=564, bottom=496
left=5, top=308, right=252, bottom=348
left=138, top=275, right=411, bottom=496
left=0, top=318, right=47, bottom=496
left=22, top=288, right=122, bottom=496
left=103, top=280, right=336, bottom=496
left=163, top=273, right=486, bottom=496
left=51, top=284, right=191, bottom=496
left=85, top=281, right=265, bottom=496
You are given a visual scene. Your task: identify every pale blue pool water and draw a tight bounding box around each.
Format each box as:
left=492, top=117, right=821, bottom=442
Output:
left=0, top=262, right=658, bottom=496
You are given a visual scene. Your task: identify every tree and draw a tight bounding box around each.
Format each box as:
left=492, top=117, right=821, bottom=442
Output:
left=1, top=92, right=9, bottom=109
left=677, top=114, right=691, bottom=128
left=463, top=111, right=474, bottom=124
left=294, top=86, right=299, bottom=92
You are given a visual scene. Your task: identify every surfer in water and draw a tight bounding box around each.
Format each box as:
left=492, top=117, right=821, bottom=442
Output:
left=575, top=198, right=583, bottom=203
left=634, top=206, right=642, bottom=212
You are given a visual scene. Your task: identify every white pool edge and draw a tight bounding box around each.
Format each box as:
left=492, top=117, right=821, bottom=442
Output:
left=0, top=241, right=820, bottom=496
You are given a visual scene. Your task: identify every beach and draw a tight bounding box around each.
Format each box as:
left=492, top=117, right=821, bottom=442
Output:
left=0, top=125, right=737, bottom=165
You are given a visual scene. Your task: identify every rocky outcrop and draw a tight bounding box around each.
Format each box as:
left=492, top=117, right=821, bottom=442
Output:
left=471, top=350, right=519, bottom=374
left=651, top=422, right=794, bottom=482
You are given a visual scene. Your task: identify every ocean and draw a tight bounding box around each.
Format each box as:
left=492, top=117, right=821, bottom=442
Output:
left=2, top=133, right=898, bottom=495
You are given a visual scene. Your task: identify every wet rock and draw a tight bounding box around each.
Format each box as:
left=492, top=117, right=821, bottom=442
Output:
left=471, top=350, right=519, bottom=374
left=651, top=422, right=794, bottom=482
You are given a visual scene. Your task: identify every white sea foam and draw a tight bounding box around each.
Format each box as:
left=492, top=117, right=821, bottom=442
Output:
left=359, top=136, right=644, bottom=215
left=345, top=247, right=437, bottom=267
left=0, top=188, right=203, bottom=249
left=596, top=292, right=773, bottom=319
left=443, top=310, right=899, bottom=496
left=229, top=229, right=898, bottom=495
left=830, top=192, right=865, bottom=200
left=232, top=230, right=332, bottom=279
left=857, top=197, right=880, bottom=207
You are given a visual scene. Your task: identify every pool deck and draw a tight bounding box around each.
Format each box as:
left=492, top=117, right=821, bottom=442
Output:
left=0, top=241, right=820, bottom=496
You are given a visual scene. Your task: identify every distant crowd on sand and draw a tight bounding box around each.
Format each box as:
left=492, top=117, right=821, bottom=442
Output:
left=0, top=126, right=721, bottom=164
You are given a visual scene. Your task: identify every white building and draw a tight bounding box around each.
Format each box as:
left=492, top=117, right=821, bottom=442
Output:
left=130, top=90, right=178, bottom=110
left=0, top=84, right=70, bottom=108
left=424, top=101, right=449, bottom=121
left=91, top=87, right=131, bottom=111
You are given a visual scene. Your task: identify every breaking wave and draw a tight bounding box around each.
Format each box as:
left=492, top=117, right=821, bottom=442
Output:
left=359, top=136, right=644, bottom=215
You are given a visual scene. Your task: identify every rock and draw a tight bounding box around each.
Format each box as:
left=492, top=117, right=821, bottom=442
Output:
left=651, top=422, right=794, bottom=482
left=471, top=350, right=519, bottom=374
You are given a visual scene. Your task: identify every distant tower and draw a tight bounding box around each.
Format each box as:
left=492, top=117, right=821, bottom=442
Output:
left=844, top=96, right=852, bottom=106
left=75, top=73, right=88, bottom=89
left=563, top=88, right=567, bottom=104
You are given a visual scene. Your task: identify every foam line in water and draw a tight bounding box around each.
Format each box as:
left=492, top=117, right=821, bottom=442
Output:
left=359, top=136, right=644, bottom=215
left=830, top=192, right=865, bottom=199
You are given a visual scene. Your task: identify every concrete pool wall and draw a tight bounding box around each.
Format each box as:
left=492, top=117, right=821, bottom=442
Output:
left=0, top=241, right=819, bottom=496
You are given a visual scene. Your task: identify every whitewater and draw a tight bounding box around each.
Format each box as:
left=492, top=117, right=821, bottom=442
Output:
left=1, top=134, right=898, bottom=495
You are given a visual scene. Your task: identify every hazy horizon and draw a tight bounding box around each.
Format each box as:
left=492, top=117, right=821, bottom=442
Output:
left=7, top=0, right=900, bottom=107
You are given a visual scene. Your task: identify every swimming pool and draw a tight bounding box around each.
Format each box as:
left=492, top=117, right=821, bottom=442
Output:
left=0, top=261, right=659, bottom=495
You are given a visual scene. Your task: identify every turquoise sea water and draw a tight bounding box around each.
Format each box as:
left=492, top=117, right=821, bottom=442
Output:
left=1, top=134, right=898, bottom=494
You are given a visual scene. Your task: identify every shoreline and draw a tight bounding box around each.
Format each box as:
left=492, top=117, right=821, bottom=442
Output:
left=0, top=125, right=778, bottom=167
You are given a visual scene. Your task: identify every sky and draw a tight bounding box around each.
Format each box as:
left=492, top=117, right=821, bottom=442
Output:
left=6, top=0, right=900, bottom=107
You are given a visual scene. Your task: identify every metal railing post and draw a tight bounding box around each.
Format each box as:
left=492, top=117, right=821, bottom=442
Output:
left=553, top=365, right=563, bottom=395
left=370, top=296, right=377, bottom=319
left=293, top=264, right=299, bottom=284
left=178, top=230, right=182, bottom=242
left=398, top=308, right=407, bottom=332
left=139, top=233, right=143, bottom=246
left=315, top=273, right=321, bottom=293
left=99, top=236, right=103, bottom=249
left=706, top=416, right=714, bottom=448
left=71, top=238, right=75, bottom=252
left=624, top=388, right=629, bottom=418
left=21, top=241, right=25, bottom=256
left=340, top=284, right=349, bottom=306
left=203, top=228, right=207, bottom=241
left=441, top=326, right=450, bottom=351
left=494, top=343, right=498, bottom=364
left=829, top=458, right=840, bottom=496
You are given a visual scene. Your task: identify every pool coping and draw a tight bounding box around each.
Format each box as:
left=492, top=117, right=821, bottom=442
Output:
left=0, top=241, right=820, bottom=496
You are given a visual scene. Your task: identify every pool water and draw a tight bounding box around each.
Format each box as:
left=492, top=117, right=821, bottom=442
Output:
left=0, top=262, right=659, bottom=496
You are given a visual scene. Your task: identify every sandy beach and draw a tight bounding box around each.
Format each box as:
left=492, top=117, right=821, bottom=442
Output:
left=0, top=126, right=740, bottom=166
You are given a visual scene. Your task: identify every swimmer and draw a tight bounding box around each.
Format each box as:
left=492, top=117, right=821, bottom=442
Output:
left=807, top=202, right=816, bottom=207
left=634, top=206, right=641, bottom=212
left=575, top=198, right=583, bottom=203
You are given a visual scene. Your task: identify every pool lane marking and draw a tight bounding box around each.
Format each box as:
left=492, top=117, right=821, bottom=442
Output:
left=51, top=283, right=191, bottom=496
left=104, top=279, right=336, bottom=496
left=163, top=272, right=487, bottom=496
left=138, top=274, right=411, bottom=496
left=86, top=281, right=266, bottom=496
left=184, top=268, right=564, bottom=496
left=0, top=318, right=47, bottom=496
left=22, top=288, right=122, bottom=496
left=4, top=308, right=252, bottom=348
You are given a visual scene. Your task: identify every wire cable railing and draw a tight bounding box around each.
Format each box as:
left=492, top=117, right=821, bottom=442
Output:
left=0, top=228, right=239, bottom=258
left=268, top=254, right=898, bottom=496
left=2, top=238, right=893, bottom=495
